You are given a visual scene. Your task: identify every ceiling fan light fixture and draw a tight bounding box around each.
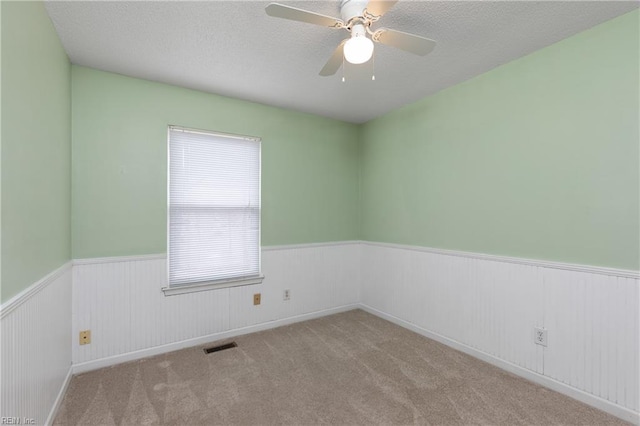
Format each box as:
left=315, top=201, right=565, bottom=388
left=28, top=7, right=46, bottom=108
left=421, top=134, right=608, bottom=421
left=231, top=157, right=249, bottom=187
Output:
left=343, top=34, right=374, bottom=64
left=264, top=2, right=436, bottom=77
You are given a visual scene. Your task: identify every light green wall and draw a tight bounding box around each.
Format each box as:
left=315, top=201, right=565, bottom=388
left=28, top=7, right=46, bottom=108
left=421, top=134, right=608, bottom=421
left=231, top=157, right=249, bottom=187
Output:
left=360, top=10, right=639, bottom=270
left=2, top=6, right=635, bottom=278
left=1, top=1, right=3, bottom=299
left=1, top=1, right=71, bottom=302
left=71, top=66, right=360, bottom=258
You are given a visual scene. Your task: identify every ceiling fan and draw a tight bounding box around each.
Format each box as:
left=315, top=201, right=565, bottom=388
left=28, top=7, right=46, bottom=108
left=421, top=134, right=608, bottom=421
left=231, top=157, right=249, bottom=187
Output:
left=265, top=0, right=436, bottom=77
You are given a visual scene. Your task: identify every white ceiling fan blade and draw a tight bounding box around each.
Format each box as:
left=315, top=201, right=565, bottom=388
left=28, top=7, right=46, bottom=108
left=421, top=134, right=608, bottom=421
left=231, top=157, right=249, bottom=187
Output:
left=265, top=3, right=344, bottom=28
left=319, top=40, right=348, bottom=76
left=364, top=0, right=399, bottom=18
left=374, top=28, right=436, bottom=56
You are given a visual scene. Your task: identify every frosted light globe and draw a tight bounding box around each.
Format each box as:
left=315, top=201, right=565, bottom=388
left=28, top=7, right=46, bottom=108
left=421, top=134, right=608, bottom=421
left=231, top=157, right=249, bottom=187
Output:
left=343, top=36, right=374, bottom=64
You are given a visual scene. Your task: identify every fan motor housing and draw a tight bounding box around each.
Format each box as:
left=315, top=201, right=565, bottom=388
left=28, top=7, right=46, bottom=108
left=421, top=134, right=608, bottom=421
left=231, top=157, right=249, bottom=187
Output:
left=340, top=0, right=368, bottom=22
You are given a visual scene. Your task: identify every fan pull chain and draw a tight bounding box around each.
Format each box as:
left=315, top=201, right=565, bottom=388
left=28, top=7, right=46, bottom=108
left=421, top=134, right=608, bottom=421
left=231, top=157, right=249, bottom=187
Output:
left=372, top=49, right=376, bottom=81
left=342, top=54, right=346, bottom=83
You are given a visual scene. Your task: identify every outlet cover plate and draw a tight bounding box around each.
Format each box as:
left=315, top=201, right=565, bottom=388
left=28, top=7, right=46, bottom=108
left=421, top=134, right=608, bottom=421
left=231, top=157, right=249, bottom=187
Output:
left=79, top=330, right=91, bottom=345
left=534, top=327, right=547, bottom=346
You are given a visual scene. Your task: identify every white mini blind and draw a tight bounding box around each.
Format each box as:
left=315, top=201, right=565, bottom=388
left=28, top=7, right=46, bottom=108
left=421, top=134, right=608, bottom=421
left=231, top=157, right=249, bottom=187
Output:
left=168, top=127, right=261, bottom=288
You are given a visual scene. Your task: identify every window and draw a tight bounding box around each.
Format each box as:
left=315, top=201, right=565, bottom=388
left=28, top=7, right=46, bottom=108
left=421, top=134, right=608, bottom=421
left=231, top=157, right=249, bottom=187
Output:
left=163, top=126, right=262, bottom=295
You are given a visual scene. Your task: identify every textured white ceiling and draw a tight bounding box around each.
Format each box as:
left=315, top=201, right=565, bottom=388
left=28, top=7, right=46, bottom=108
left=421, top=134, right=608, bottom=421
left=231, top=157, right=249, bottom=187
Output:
left=45, top=1, right=637, bottom=123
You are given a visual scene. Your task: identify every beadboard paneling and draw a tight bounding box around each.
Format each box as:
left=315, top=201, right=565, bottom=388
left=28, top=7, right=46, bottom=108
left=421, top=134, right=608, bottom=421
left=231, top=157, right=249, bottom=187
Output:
left=229, top=244, right=360, bottom=329
left=0, top=263, right=72, bottom=425
left=72, top=243, right=361, bottom=366
left=68, top=240, right=638, bottom=421
left=360, top=242, right=639, bottom=416
left=542, top=269, right=639, bottom=412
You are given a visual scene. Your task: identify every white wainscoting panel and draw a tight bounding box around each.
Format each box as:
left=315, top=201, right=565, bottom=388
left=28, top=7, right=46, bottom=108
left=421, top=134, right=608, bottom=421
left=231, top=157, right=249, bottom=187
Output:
left=360, top=242, right=639, bottom=419
left=230, top=243, right=360, bottom=329
left=58, top=240, right=639, bottom=421
left=542, top=269, right=639, bottom=412
left=72, top=242, right=361, bottom=367
left=0, top=263, right=73, bottom=425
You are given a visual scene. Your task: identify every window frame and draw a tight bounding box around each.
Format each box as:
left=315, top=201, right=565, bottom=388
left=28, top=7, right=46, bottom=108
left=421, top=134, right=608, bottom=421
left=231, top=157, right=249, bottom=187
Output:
left=162, top=125, right=263, bottom=296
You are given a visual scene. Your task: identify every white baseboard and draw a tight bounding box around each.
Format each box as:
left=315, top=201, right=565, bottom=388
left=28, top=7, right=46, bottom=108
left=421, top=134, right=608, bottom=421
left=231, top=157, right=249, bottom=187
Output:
left=45, top=366, right=73, bottom=426
left=72, top=304, right=359, bottom=375
left=358, top=303, right=640, bottom=425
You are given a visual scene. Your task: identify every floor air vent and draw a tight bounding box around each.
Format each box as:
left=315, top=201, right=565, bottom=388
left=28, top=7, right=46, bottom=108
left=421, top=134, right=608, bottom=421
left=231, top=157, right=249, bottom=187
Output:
left=203, top=342, right=237, bottom=354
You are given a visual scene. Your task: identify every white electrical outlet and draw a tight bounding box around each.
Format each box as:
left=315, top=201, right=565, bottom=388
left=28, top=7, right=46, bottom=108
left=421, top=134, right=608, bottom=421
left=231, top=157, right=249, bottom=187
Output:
left=283, top=289, right=291, bottom=301
left=534, top=327, right=548, bottom=346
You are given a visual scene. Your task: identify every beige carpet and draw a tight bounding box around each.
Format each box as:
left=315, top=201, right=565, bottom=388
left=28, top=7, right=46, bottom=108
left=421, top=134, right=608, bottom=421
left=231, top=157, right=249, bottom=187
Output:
left=54, top=310, right=627, bottom=425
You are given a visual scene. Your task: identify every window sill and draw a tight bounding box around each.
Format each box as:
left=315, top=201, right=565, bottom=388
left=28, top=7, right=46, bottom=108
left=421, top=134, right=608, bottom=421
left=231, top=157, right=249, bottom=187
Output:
left=162, top=275, right=264, bottom=296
